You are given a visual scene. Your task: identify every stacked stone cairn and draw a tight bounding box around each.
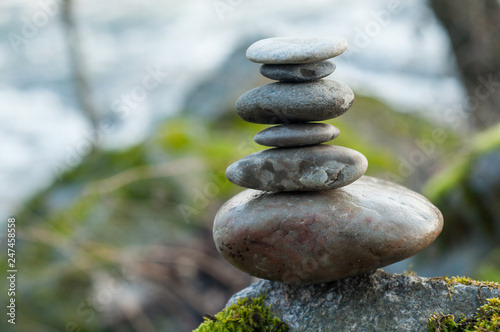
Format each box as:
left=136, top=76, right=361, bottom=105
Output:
left=213, top=37, right=444, bottom=285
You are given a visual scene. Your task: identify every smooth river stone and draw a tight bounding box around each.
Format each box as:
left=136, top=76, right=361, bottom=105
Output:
left=236, top=80, right=354, bottom=124
left=246, top=37, right=347, bottom=64
left=260, top=61, right=335, bottom=82
left=254, top=123, right=340, bottom=147
left=213, top=176, right=444, bottom=284
left=225, top=144, right=367, bottom=191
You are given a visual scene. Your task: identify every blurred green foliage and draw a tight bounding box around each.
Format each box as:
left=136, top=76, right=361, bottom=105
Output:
left=1, top=94, right=492, bottom=332
left=424, top=123, right=500, bottom=282
left=425, top=122, right=500, bottom=203
left=476, top=248, right=500, bottom=282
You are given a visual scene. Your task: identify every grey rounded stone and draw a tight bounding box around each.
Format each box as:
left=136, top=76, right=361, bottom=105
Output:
left=213, top=176, right=444, bottom=284
left=225, top=144, right=367, bottom=191
left=236, top=80, right=354, bottom=124
left=246, top=37, right=348, bottom=64
left=254, top=123, right=340, bottom=147
left=260, top=61, right=336, bottom=82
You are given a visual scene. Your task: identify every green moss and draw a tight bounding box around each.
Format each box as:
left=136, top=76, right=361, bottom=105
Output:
left=428, top=313, right=460, bottom=332
left=194, top=294, right=289, bottom=332
left=445, top=276, right=494, bottom=287
left=474, top=298, right=500, bottom=331
left=428, top=298, right=500, bottom=332
left=445, top=277, right=500, bottom=298
left=428, top=276, right=500, bottom=301
left=403, top=264, right=417, bottom=277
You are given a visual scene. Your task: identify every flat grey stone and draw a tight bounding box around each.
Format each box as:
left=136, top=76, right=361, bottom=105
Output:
left=236, top=80, right=354, bottom=124
left=213, top=176, right=444, bottom=284
left=260, top=61, right=335, bottom=82
left=227, top=270, right=497, bottom=331
left=225, top=144, right=367, bottom=191
left=254, top=123, right=340, bottom=147
left=246, top=37, right=347, bottom=64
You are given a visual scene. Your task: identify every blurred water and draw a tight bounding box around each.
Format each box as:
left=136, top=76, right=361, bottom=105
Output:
left=0, top=0, right=464, bottom=219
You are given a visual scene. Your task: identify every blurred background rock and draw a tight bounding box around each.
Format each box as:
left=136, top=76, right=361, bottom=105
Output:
left=0, top=0, right=499, bottom=331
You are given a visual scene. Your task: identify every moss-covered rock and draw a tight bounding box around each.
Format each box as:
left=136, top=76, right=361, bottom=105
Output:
left=428, top=297, right=500, bottom=331
left=228, top=270, right=499, bottom=331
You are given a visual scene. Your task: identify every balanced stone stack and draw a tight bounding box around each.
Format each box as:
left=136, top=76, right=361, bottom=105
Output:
left=213, top=37, right=444, bottom=285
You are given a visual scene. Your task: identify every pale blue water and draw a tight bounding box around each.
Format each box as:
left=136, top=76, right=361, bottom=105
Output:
left=0, top=0, right=464, bottom=219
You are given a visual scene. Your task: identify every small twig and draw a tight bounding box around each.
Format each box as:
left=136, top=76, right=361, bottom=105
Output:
left=83, top=157, right=205, bottom=195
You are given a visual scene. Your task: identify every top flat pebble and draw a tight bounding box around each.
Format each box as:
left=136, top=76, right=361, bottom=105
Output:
left=246, top=37, right=348, bottom=64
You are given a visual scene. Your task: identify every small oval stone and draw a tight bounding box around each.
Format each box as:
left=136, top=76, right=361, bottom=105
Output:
left=236, top=80, right=354, bottom=124
left=260, top=61, right=336, bottom=82
left=225, top=145, right=367, bottom=191
left=254, top=123, right=340, bottom=147
left=246, top=37, right=348, bottom=64
left=213, top=176, right=444, bottom=284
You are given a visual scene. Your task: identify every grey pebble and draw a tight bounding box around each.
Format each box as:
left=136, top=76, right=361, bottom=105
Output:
left=246, top=37, right=348, bottom=64
left=254, top=123, right=340, bottom=147
left=260, top=61, right=336, bottom=82
left=225, top=144, right=367, bottom=191
left=236, top=80, right=354, bottom=124
left=213, top=176, right=444, bottom=284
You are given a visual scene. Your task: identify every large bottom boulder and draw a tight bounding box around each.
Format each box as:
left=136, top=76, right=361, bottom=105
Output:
left=227, top=270, right=499, bottom=331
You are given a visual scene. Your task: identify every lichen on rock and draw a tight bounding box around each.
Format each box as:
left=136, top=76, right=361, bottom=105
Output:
left=428, top=297, right=500, bottom=332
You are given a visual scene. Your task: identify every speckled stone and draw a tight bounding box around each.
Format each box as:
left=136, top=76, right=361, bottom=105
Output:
left=236, top=80, right=354, bottom=124
left=254, top=123, right=340, bottom=147
left=246, top=37, right=347, bottom=64
left=213, top=176, right=444, bottom=284
left=225, top=145, right=367, bottom=191
left=260, top=61, right=335, bottom=82
left=228, top=270, right=496, bottom=331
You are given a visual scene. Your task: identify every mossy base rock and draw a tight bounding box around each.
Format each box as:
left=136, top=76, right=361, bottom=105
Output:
left=227, top=270, right=500, bottom=332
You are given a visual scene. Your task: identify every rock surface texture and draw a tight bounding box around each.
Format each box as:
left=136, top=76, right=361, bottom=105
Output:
left=236, top=80, right=354, bottom=124
left=228, top=270, right=499, bottom=332
left=254, top=123, right=340, bottom=147
left=260, top=61, right=336, bottom=82
left=225, top=145, right=368, bottom=191
left=214, top=36, right=444, bottom=285
left=246, top=37, right=348, bottom=64
left=214, top=177, right=443, bottom=283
